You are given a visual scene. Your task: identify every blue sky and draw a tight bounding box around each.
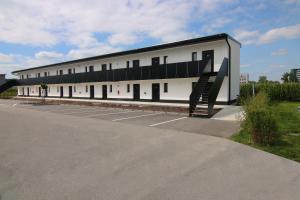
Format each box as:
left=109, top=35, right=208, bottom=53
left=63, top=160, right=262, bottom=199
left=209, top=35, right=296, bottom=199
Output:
left=0, top=0, right=300, bottom=80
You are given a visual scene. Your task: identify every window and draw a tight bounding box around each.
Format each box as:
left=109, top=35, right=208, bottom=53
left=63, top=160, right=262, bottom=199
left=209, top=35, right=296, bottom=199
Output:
left=164, top=83, right=168, bottom=93
left=44, top=72, right=47, bottom=77
left=74, top=85, right=76, bottom=93
left=68, top=69, right=72, bottom=74
left=59, top=70, right=63, bottom=75
left=126, top=61, right=130, bottom=68
left=85, top=66, right=88, bottom=72
left=26, top=74, right=29, bottom=79
left=109, top=63, right=112, bottom=70
left=86, top=85, right=88, bottom=93
left=102, top=64, right=107, bottom=71
left=89, top=65, right=94, bottom=72
left=73, top=68, right=75, bottom=74
left=192, top=52, right=197, bottom=61
left=127, top=84, right=130, bottom=93
left=164, top=56, right=168, bottom=64
left=56, top=70, right=59, bottom=75
left=110, top=85, right=112, bottom=93
left=21, top=75, right=24, bottom=79
left=37, top=73, right=40, bottom=78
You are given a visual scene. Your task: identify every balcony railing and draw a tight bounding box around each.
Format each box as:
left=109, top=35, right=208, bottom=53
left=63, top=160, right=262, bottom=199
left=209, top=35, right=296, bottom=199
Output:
left=17, top=59, right=210, bottom=86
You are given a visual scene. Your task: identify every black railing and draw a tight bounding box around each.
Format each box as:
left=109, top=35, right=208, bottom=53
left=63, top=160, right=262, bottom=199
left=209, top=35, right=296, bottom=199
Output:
left=0, top=79, right=18, bottom=94
left=207, top=58, right=228, bottom=115
left=189, top=59, right=211, bottom=116
left=17, top=60, right=208, bottom=86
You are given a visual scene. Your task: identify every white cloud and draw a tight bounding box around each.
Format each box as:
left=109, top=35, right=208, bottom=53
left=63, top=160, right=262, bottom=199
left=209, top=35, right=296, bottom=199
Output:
left=202, top=18, right=232, bottom=33
left=0, top=0, right=237, bottom=47
left=35, top=51, right=64, bottom=60
left=0, top=53, right=13, bottom=63
left=258, top=24, right=300, bottom=44
left=271, top=48, right=288, bottom=56
left=233, top=30, right=259, bottom=45
left=240, top=64, right=250, bottom=68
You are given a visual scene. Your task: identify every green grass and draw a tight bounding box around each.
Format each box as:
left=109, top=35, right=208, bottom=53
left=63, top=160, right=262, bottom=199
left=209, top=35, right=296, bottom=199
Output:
left=0, top=88, right=17, bottom=99
left=231, top=101, right=300, bottom=162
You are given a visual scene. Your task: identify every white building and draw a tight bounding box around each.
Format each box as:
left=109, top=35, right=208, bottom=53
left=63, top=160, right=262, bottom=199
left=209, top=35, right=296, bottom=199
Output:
left=240, top=73, right=249, bottom=84
left=292, top=68, right=300, bottom=81
left=11, top=33, right=241, bottom=116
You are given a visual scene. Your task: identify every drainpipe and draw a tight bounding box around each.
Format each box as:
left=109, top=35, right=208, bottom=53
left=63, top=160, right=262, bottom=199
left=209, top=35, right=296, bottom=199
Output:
left=225, top=37, right=231, bottom=104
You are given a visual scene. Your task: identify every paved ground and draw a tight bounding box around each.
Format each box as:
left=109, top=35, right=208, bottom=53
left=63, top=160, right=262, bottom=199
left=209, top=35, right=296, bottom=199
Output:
left=0, top=99, right=300, bottom=200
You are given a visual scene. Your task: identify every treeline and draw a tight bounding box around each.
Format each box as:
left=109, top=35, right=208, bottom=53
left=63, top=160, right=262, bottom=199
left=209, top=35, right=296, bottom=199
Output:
left=239, top=83, right=300, bottom=102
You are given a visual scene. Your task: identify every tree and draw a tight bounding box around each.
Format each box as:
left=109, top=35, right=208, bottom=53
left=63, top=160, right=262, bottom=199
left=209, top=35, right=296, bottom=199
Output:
left=40, top=84, right=48, bottom=104
left=258, top=76, right=267, bottom=83
left=289, top=71, right=298, bottom=82
left=281, top=72, right=290, bottom=83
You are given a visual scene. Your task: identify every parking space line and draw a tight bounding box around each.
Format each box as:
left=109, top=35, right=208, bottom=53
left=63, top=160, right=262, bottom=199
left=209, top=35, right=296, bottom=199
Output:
left=112, top=112, right=163, bottom=122
left=61, top=108, right=113, bottom=115
left=85, top=110, right=140, bottom=117
left=149, top=117, right=187, bottom=127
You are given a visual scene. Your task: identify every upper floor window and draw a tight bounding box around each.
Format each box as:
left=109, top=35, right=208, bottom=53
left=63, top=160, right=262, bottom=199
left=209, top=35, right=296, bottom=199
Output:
left=59, top=70, right=63, bottom=75
left=37, top=73, right=41, bottom=78
left=109, top=63, right=112, bottom=70
left=56, top=70, right=59, bottom=75
left=44, top=72, right=47, bottom=77
left=68, top=69, right=72, bottom=74
left=127, top=84, right=130, bottom=93
left=164, top=56, right=168, bottom=64
left=126, top=61, right=130, bottom=68
left=192, top=52, right=197, bottom=61
left=85, top=66, right=88, bottom=72
left=73, top=68, right=75, bottom=74
left=21, top=75, right=24, bottom=79
left=26, top=74, right=29, bottom=79
left=102, top=64, right=107, bottom=71
left=89, top=66, right=94, bottom=72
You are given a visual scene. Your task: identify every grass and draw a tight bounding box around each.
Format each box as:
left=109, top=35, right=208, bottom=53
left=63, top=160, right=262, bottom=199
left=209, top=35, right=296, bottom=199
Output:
left=231, top=101, right=300, bottom=162
left=0, top=88, right=17, bottom=99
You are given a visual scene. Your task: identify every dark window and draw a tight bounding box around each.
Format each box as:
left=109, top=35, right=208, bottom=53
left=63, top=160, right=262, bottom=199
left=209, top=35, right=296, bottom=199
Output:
left=110, top=85, right=112, bottom=93
left=68, top=69, right=72, bottom=74
left=85, top=66, right=88, bottom=72
left=37, top=73, right=40, bottom=78
left=164, top=56, right=168, bottom=64
left=192, top=52, right=197, bottom=61
left=89, top=66, right=94, bottom=72
left=102, top=64, right=107, bottom=71
left=126, top=61, right=130, bottom=68
left=152, top=57, right=160, bottom=65
left=26, top=74, right=29, bottom=79
left=164, top=83, right=168, bottom=93
left=127, top=84, right=130, bottom=93
left=59, top=70, right=63, bottom=75
left=21, top=75, right=24, bottom=79
left=109, top=63, right=112, bottom=70
left=133, top=60, right=140, bottom=68
left=44, top=72, right=47, bottom=77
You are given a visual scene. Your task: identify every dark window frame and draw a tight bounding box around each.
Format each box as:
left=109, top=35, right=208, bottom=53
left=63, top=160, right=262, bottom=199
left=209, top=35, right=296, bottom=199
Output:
left=127, top=84, right=130, bottom=93
left=192, top=52, right=197, bottom=61
left=164, top=83, right=168, bottom=93
left=110, top=85, right=112, bottom=93
left=163, top=56, right=168, bottom=64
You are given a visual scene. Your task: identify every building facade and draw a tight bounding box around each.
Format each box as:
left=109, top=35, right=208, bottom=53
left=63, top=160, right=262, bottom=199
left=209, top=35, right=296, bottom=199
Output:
left=291, top=68, right=300, bottom=81
left=240, top=73, right=249, bottom=84
left=12, top=34, right=240, bottom=105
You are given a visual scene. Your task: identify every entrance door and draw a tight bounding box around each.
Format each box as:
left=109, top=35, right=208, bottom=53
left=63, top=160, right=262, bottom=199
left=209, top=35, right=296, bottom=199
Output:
left=152, top=83, right=160, bottom=102
left=68, top=86, right=72, bottom=98
left=38, top=87, right=41, bottom=97
left=133, top=60, right=140, bottom=68
left=27, top=88, right=30, bottom=96
left=102, top=85, right=107, bottom=99
left=202, top=50, right=214, bottom=72
left=60, top=86, right=64, bottom=98
left=90, top=85, right=94, bottom=99
left=133, top=84, right=140, bottom=100
left=152, top=57, right=160, bottom=66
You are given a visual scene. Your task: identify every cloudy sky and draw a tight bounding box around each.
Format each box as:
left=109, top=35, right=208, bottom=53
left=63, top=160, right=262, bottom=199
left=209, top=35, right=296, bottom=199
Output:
left=0, top=0, right=300, bottom=80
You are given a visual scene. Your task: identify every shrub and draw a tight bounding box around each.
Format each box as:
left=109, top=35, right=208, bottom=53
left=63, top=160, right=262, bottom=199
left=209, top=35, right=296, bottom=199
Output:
left=239, top=83, right=300, bottom=102
left=0, top=88, right=17, bottom=99
left=242, top=92, right=279, bottom=145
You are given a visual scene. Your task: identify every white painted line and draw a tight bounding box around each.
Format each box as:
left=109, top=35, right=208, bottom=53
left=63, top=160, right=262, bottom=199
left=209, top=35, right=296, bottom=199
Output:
left=112, top=112, right=163, bottom=122
left=60, top=109, right=112, bottom=115
left=149, top=117, right=187, bottom=127
left=11, top=103, right=17, bottom=107
left=86, top=110, right=139, bottom=117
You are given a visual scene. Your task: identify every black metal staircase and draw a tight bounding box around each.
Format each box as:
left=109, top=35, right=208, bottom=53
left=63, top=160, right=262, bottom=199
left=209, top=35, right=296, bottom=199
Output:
left=189, top=58, right=228, bottom=117
left=0, top=79, right=18, bottom=94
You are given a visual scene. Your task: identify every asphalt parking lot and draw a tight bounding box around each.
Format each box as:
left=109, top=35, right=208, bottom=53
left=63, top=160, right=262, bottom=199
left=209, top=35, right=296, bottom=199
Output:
left=3, top=99, right=240, bottom=138
left=0, top=99, right=300, bottom=200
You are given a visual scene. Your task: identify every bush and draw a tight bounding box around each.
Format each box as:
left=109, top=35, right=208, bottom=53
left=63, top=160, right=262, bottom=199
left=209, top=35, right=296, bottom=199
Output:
left=239, top=83, right=300, bottom=102
left=242, top=92, right=279, bottom=145
left=0, top=88, right=17, bottom=99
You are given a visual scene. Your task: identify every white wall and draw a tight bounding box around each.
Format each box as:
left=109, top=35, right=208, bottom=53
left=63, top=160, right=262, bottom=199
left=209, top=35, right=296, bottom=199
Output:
left=229, top=38, right=241, bottom=101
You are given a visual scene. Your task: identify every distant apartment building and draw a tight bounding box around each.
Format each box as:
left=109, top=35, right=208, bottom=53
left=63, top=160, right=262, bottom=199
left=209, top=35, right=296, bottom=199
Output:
left=0, top=74, right=6, bottom=85
left=240, top=73, right=249, bottom=84
left=291, top=68, right=300, bottom=81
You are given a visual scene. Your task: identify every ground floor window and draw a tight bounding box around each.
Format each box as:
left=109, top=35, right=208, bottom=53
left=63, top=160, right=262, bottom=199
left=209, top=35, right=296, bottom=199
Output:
left=86, top=85, right=88, bottom=93
left=110, top=85, right=112, bottom=93
left=127, top=84, right=130, bottom=93
left=164, top=83, right=168, bottom=93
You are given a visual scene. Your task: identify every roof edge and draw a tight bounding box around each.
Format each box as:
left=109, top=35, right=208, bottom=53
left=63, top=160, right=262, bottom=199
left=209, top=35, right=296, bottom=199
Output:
left=12, top=33, right=240, bottom=74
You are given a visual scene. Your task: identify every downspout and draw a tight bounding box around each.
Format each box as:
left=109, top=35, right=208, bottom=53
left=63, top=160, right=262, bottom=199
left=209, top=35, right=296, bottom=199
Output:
left=225, top=37, right=231, bottom=104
